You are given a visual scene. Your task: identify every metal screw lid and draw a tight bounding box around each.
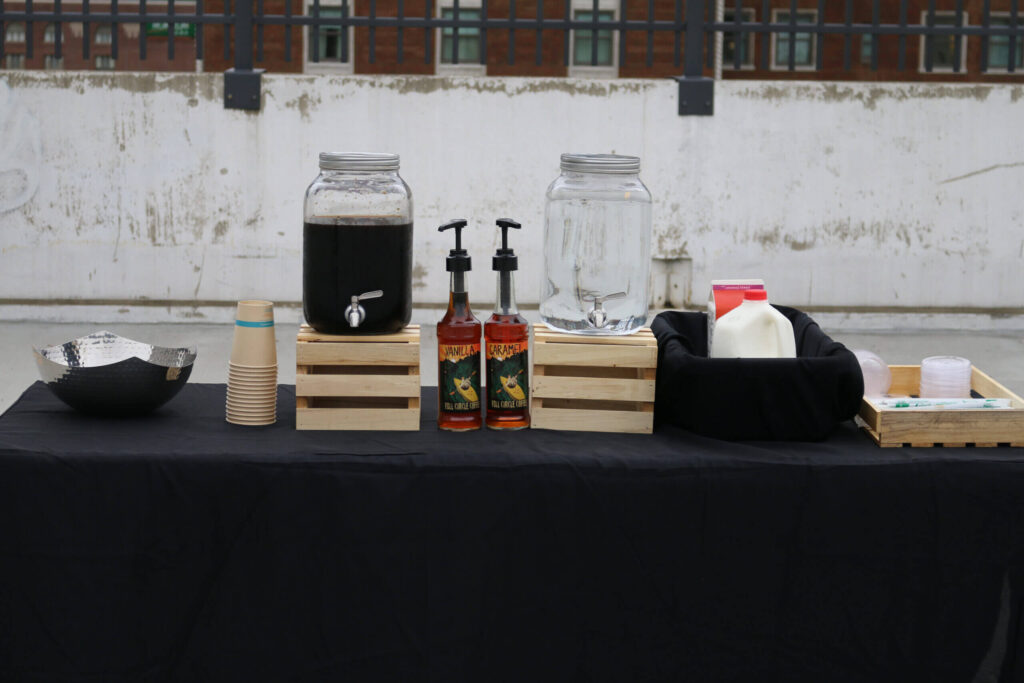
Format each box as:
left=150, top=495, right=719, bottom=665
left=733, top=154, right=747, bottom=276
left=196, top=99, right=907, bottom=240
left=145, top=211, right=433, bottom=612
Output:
left=319, top=152, right=400, bottom=172
left=560, top=153, right=641, bottom=175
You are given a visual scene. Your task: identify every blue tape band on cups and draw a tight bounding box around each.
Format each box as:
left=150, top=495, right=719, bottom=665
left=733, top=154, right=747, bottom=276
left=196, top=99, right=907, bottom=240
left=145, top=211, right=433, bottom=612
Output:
left=236, top=320, right=274, bottom=328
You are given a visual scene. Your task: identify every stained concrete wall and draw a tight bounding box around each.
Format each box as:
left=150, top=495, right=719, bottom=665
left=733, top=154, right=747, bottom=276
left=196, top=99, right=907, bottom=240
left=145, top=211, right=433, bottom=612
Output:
left=0, top=72, right=1022, bottom=324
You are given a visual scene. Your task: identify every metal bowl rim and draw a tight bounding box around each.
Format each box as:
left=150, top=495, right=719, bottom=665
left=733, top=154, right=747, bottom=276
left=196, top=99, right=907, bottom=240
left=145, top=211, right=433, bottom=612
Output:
left=33, top=330, right=198, bottom=369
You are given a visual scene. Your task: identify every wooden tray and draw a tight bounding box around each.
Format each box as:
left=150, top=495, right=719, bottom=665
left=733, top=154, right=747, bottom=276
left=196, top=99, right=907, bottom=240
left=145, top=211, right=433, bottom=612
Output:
left=531, top=325, right=657, bottom=434
left=858, top=365, right=1024, bottom=448
left=295, top=324, right=420, bottom=431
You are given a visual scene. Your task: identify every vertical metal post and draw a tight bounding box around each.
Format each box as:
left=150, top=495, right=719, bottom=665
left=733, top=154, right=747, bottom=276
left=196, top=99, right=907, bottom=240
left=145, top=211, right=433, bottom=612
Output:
left=677, top=0, right=712, bottom=115
left=224, top=0, right=264, bottom=110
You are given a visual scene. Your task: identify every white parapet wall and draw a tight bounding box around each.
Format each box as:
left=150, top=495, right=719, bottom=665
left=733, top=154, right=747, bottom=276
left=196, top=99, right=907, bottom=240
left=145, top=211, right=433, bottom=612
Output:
left=0, top=72, right=1022, bottom=326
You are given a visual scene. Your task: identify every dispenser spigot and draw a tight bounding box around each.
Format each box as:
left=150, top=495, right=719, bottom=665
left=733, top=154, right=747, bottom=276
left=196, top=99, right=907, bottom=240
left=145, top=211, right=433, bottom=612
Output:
left=345, top=289, right=383, bottom=328
left=581, top=291, right=626, bottom=328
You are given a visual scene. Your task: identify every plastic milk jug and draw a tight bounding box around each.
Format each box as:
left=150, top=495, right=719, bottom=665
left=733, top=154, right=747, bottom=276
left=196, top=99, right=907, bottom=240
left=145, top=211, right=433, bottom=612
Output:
left=711, top=290, right=796, bottom=359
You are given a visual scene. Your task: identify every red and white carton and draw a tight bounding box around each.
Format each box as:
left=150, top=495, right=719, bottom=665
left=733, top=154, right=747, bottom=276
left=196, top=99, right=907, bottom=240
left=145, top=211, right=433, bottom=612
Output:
left=707, top=279, right=765, bottom=353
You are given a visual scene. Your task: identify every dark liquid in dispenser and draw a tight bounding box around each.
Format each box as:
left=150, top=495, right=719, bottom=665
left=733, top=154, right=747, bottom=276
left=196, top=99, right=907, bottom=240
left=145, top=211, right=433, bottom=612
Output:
left=303, top=219, right=413, bottom=334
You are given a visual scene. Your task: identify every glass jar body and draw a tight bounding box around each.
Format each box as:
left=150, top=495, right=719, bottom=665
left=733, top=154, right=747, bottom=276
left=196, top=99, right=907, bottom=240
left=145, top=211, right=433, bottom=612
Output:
left=303, top=168, right=413, bottom=334
left=541, top=168, right=653, bottom=335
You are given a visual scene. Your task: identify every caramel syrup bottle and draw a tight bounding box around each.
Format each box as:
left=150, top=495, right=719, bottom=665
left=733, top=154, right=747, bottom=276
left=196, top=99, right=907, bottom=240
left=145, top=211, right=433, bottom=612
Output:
left=485, top=218, right=530, bottom=430
left=437, top=219, right=483, bottom=431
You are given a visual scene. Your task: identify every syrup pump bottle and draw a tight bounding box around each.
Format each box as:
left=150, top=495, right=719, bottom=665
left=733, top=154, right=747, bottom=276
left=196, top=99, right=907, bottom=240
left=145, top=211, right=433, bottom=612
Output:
left=485, top=218, right=530, bottom=430
left=437, top=219, right=483, bottom=431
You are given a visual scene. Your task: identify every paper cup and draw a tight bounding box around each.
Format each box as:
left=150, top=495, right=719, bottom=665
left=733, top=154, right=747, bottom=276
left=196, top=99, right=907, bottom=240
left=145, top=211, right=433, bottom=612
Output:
left=230, top=300, right=277, bottom=367
left=226, top=415, right=276, bottom=426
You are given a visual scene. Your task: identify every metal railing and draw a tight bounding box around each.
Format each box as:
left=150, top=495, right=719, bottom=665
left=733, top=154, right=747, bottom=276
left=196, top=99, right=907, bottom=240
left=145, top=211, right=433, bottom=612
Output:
left=1, top=0, right=1022, bottom=113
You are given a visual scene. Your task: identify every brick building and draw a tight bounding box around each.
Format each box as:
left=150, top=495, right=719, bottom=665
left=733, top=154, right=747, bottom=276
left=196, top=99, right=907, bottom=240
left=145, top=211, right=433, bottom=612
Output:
left=1, top=5, right=197, bottom=71
left=2, top=0, right=1021, bottom=79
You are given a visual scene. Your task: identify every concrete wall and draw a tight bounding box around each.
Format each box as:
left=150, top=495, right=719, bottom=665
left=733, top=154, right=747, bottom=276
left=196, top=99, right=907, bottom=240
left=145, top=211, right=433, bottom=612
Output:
left=1, top=72, right=1022, bottom=325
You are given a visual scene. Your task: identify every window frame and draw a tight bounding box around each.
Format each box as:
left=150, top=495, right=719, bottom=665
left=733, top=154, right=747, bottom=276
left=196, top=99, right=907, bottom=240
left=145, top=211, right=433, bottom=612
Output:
left=4, top=54, right=26, bottom=69
left=5, top=22, right=26, bottom=43
left=918, top=10, right=969, bottom=74
left=43, top=23, right=58, bottom=44
left=986, top=13, right=1023, bottom=74
left=722, top=7, right=755, bottom=71
left=568, top=0, right=618, bottom=78
left=769, top=9, right=817, bottom=72
left=303, top=1, right=355, bottom=75
left=436, top=2, right=486, bottom=76
left=43, top=54, right=64, bottom=69
left=95, top=54, right=116, bottom=70
left=95, top=25, right=114, bottom=45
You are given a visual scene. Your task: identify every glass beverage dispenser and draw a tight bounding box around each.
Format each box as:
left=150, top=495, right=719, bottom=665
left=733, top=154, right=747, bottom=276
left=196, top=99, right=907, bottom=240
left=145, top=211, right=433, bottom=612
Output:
left=540, top=154, right=653, bottom=335
left=303, top=153, right=413, bottom=334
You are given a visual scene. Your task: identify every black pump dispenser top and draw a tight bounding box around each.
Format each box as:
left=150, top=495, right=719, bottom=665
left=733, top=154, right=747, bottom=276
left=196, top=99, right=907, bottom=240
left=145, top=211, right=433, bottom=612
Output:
left=492, top=218, right=520, bottom=272
left=439, top=219, right=471, bottom=273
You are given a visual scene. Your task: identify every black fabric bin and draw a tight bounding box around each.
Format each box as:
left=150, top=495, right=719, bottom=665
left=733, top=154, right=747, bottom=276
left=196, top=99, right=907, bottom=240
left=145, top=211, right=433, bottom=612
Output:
left=651, top=306, right=864, bottom=441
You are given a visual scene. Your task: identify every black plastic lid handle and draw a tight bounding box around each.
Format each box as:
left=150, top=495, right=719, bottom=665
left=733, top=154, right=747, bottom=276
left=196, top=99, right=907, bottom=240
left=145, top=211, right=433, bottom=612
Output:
left=439, top=219, right=471, bottom=273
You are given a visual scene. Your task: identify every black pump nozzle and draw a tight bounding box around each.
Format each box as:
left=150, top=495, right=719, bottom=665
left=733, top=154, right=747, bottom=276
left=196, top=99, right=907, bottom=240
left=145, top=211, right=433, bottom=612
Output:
left=439, top=219, right=471, bottom=273
left=493, top=218, right=520, bottom=272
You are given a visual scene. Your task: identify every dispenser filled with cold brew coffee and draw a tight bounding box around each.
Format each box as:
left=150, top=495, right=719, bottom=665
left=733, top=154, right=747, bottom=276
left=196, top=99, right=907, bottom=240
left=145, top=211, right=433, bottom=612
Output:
left=303, top=153, right=413, bottom=334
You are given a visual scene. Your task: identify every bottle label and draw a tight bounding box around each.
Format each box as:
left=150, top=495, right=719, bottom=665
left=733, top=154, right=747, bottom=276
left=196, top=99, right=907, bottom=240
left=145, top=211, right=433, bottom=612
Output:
left=486, top=340, right=529, bottom=410
left=439, top=342, right=481, bottom=412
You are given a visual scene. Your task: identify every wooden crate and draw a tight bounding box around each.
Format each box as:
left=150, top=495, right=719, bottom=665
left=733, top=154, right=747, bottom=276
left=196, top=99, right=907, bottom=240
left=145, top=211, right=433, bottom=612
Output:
left=295, top=324, right=420, bottom=431
left=858, top=365, right=1024, bottom=448
left=531, top=324, right=657, bottom=434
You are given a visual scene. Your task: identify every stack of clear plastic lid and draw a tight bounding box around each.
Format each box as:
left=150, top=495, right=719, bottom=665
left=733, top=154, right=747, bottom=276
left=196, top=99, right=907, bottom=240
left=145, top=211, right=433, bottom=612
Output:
left=852, top=349, right=892, bottom=397
left=919, top=356, right=972, bottom=398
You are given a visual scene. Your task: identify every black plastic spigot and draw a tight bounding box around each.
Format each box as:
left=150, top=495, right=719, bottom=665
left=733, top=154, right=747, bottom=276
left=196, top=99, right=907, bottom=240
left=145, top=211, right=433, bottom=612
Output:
left=439, top=219, right=471, bottom=273
left=493, top=218, right=520, bottom=272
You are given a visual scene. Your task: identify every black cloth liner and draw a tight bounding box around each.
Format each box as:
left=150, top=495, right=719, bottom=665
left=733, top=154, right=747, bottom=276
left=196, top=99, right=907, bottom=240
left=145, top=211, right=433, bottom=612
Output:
left=652, top=307, right=864, bottom=441
left=2, top=382, right=1024, bottom=682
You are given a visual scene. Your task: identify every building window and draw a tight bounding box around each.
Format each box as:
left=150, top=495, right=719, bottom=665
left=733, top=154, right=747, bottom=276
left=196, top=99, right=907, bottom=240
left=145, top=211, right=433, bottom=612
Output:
left=723, top=8, right=755, bottom=69
left=919, top=12, right=968, bottom=73
left=95, top=55, right=115, bottom=70
left=44, top=55, right=63, bottom=69
left=95, top=25, right=113, bottom=45
left=5, top=22, right=26, bottom=43
left=573, top=10, right=614, bottom=67
left=989, top=16, right=1024, bottom=72
left=771, top=10, right=816, bottom=70
left=308, top=7, right=349, bottom=63
left=860, top=34, right=874, bottom=66
left=44, top=23, right=58, bottom=44
left=440, top=8, right=481, bottom=64
left=4, top=54, right=25, bottom=69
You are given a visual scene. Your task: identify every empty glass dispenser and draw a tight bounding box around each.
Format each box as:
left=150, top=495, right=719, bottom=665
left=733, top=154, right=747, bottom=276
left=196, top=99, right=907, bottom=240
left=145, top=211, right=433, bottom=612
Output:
left=540, top=153, right=653, bottom=335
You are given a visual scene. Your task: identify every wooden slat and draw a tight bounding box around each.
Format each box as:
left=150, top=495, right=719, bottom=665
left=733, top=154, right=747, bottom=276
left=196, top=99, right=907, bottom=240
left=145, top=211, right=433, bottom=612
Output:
left=297, top=324, right=420, bottom=343
left=297, top=342, right=419, bottom=366
left=296, top=408, right=420, bottom=431
left=532, top=407, right=652, bottom=434
left=533, top=375, right=654, bottom=402
left=295, top=365, right=310, bottom=409
left=533, top=342, right=656, bottom=368
left=296, top=373, right=420, bottom=398
left=533, top=324, right=655, bottom=346
left=972, top=367, right=1024, bottom=407
left=877, top=408, right=1024, bottom=445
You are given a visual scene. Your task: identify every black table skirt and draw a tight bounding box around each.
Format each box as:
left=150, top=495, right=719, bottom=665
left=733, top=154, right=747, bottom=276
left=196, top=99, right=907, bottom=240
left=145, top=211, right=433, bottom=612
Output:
left=3, top=383, right=1024, bottom=682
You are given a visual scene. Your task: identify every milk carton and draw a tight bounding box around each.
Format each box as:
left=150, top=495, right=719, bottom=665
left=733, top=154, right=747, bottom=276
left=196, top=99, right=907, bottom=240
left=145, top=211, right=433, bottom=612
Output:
left=707, top=279, right=765, bottom=354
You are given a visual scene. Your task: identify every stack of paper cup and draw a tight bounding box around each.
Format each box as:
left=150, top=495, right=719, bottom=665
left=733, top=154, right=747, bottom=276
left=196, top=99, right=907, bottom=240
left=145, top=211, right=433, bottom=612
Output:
left=227, top=300, right=278, bottom=425
left=919, top=355, right=972, bottom=398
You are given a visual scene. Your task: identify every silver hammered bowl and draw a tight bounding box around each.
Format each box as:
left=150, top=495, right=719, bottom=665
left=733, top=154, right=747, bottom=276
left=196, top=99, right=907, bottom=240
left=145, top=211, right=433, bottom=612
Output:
left=33, top=331, right=197, bottom=416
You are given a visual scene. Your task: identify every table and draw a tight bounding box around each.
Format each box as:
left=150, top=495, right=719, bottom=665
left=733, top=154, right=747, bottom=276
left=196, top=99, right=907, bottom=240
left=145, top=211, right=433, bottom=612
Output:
left=2, top=382, right=1024, bottom=682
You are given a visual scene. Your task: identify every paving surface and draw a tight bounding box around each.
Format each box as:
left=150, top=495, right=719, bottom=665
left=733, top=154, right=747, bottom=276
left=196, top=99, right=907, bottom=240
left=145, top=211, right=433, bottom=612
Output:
left=2, top=314, right=1022, bottom=415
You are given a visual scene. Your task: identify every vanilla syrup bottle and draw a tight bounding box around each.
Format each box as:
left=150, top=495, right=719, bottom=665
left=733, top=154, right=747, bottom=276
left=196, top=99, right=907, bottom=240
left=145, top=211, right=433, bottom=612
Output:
left=437, top=219, right=483, bottom=431
left=485, top=219, right=530, bottom=430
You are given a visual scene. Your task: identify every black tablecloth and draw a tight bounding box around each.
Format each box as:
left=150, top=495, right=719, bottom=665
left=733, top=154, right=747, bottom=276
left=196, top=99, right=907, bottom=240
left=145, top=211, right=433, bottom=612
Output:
left=3, top=383, right=1024, bottom=682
